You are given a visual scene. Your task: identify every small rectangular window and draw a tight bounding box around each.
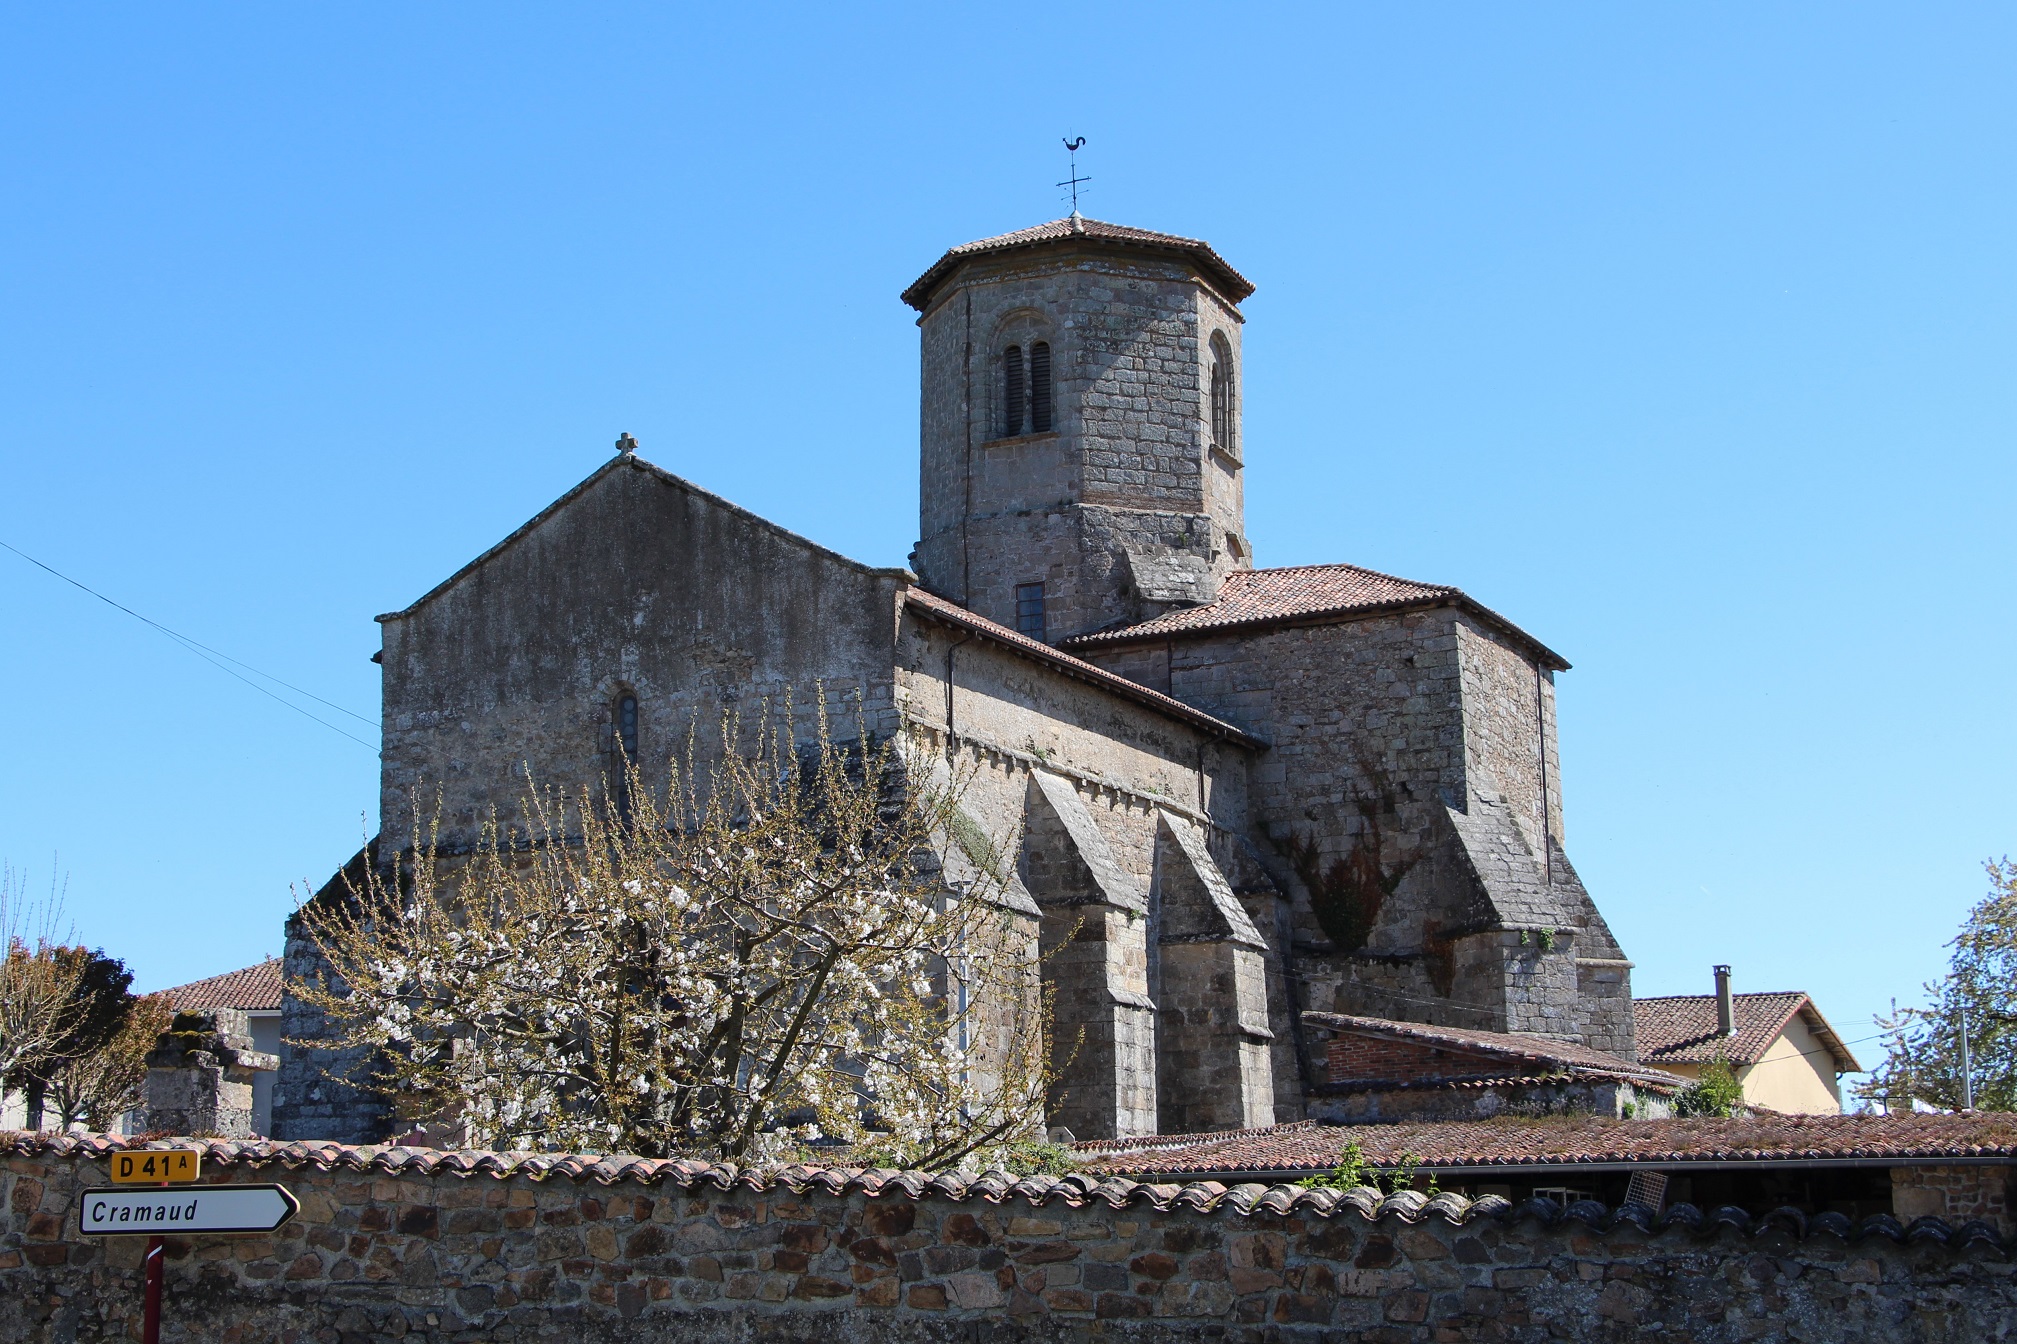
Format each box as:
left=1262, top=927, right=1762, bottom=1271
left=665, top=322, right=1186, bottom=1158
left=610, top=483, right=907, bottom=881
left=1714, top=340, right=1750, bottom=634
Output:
left=1015, top=582, right=1046, bottom=641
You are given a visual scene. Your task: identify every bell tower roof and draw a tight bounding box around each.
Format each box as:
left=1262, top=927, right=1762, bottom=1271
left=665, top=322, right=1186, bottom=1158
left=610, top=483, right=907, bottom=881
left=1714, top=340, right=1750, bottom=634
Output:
left=900, top=215, right=1255, bottom=312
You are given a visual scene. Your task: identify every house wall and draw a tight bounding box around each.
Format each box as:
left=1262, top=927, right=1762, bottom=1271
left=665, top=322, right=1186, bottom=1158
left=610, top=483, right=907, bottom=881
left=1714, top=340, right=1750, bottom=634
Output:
left=1740, top=1017, right=1845, bottom=1115
left=248, top=1011, right=279, bottom=1138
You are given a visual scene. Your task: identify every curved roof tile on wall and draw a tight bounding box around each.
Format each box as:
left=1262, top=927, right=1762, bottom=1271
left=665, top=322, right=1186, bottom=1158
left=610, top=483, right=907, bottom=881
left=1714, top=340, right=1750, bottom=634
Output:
left=1076, top=1112, right=2017, bottom=1178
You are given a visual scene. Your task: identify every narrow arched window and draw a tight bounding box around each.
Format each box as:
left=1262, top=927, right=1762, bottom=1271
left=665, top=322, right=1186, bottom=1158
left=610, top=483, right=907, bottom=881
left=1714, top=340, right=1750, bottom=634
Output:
left=1029, top=342, right=1052, bottom=433
left=611, top=693, right=639, bottom=821
left=1209, top=335, right=1234, bottom=451
left=1003, top=346, right=1025, bottom=437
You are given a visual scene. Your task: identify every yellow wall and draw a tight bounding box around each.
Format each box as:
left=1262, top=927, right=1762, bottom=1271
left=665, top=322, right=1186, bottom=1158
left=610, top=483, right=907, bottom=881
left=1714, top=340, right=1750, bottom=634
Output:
left=1738, top=1015, right=1843, bottom=1114
left=1656, top=1016, right=1844, bottom=1115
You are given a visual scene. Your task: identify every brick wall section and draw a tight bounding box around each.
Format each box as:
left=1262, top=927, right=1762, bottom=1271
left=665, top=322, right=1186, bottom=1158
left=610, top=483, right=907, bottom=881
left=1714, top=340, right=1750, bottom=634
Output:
left=1326, top=1036, right=1517, bottom=1085
left=1893, top=1165, right=2013, bottom=1231
left=5, top=1139, right=2014, bottom=1343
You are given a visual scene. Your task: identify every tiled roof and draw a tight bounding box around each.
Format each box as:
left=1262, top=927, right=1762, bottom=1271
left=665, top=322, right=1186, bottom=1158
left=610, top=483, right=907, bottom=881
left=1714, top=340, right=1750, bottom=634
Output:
left=1304, top=1012, right=1690, bottom=1092
left=1076, top=1112, right=2017, bottom=1180
left=901, top=216, right=1255, bottom=311
left=4, top=1131, right=2006, bottom=1248
left=162, top=957, right=283, bottom=1012
left=904, top=587, right=1265, bottom=750
left=1060, top=563, right=1568, bottom=669
left=1634, top=993, right=1862, bottom=1072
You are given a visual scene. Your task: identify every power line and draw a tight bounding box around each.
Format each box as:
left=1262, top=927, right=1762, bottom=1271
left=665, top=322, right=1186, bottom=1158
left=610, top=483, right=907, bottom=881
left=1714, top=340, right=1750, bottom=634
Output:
left=1, top=537, right=379, bottom=753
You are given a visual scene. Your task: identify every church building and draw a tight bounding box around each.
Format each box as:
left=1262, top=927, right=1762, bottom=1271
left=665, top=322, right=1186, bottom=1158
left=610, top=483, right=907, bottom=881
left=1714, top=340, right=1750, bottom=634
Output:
left=274, top=215, right=1636, bottom=1145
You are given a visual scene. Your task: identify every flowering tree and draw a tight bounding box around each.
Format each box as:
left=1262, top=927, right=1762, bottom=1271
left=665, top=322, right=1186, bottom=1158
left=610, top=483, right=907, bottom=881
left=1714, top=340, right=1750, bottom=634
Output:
left=1863, top=858, right=2017, bottom=1112
left=296, top=696, right=1054, bottom=1166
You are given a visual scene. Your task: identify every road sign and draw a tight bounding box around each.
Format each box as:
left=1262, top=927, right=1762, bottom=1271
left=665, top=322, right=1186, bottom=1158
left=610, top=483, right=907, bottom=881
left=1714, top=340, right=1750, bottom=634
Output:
left=109, top=1149, right=201, bottom=1184
left=79, top=1185, right=299, bottom=1237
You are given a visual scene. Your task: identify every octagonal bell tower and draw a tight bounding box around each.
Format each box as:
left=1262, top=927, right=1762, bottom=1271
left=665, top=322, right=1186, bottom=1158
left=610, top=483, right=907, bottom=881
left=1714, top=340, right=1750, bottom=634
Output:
left=904, top=215, right=1255, bottom=643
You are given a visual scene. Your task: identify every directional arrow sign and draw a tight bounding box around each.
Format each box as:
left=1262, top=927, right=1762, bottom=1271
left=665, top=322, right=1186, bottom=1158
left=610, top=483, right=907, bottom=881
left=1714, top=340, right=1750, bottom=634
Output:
left=79, top=1185, right=299, bottom=1236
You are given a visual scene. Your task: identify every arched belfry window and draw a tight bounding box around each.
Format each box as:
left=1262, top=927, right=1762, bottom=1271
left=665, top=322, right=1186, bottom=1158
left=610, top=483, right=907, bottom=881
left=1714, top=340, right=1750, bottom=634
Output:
left=1209, top=335, right=1234, bottom=452
left=1029, top=342, right=1052, bottom=433
left=1003, top=346, right=1025, bottom=437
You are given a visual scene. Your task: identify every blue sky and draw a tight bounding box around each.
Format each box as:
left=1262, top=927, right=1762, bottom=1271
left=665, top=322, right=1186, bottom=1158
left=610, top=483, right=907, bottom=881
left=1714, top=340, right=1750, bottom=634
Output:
left=2, top=5, right=2011, bottom=1090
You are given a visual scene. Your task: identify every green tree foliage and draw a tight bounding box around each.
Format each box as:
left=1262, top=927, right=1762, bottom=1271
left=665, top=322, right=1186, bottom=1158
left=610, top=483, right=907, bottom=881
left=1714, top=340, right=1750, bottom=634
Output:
left=1863, top=858, right=2017, bottom=1112
left=1674, top=1056, right=1745, bottom=1118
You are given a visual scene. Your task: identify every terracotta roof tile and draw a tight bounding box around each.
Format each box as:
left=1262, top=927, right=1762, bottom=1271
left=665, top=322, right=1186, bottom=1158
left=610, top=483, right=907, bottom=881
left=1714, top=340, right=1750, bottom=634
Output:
left=902, top=216, right=1255, bottom=311
left=5, top=1131, right=2006, bottom=1247
left=1303, top=1012, right=1690, bottom=1092
left=1076, top=1112, right=2017, bottom=1179
left=904, top=587, right=1265, bottom=749
left=1634, top=993, right=1861, bottom=1072
left=162, top=957, right=283, bottom=1012
left=1060, top=563, right=1568, bottom=669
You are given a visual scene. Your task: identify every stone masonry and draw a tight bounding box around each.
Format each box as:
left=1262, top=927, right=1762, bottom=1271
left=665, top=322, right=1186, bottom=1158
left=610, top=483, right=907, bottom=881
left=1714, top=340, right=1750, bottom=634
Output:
left=909, top=217, right=1252, bottom=642
left=6, top=1135, right=2016, bottom=1343
left=141, top=1010, right=278, bottom=1140
left=277, top=214, right=1642, bottom=1145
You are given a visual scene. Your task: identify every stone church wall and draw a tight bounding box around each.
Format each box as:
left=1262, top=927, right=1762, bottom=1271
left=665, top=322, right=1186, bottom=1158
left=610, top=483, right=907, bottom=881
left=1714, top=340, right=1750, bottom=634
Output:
left=897, top=615, right=1274, bottom=1137
left=1455, top=615, right=1563, bottom=856
left=8, top=1137, right=2015, bottom=1343
left=1080, top=607, right=1631, bottom=1074
left=377, top=458, right=912, bottom=851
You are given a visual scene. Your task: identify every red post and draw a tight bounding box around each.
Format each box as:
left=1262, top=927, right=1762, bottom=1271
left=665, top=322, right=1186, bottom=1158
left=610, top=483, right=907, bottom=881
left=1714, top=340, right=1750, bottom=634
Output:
left=142, top=1235, right=164, bottom=1344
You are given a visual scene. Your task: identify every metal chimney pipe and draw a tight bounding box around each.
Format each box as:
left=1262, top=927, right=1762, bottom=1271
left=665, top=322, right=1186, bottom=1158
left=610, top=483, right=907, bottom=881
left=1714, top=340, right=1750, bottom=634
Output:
left=1714, top=965, right=1735, bottom=1038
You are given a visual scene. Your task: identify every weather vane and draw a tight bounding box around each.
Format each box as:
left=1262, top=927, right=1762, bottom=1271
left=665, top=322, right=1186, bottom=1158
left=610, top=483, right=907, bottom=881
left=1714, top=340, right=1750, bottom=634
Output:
left=1058, top=137, right=1090, bottom=215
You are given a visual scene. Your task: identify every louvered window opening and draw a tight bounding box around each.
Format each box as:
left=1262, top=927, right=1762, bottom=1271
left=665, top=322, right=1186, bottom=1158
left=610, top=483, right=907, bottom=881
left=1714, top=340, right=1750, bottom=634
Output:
left=1030, top=342, right=1052, bottom=432
left=1015, top=582, right=1046, bottom=641
left=1003, top=346, right=1025, bottom=437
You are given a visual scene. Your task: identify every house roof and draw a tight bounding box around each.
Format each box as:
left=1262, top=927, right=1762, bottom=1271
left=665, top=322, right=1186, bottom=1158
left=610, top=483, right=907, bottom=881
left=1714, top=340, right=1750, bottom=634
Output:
left=904, top=587, right=1266, bottom=750
left=1634, top=993, right=1862, bottom=1074
left=1076, top=1112, right=2017, bottom=1180
left=901, top=215, right=1256, bottom=312
left=10, top=1131, right=2008, bottom=1247
left=162, top=958, right=283, bottom=1013
left=1303, top=1012, right=1689, bottom=1093
left=1060, top=563, right=1568, bottom=670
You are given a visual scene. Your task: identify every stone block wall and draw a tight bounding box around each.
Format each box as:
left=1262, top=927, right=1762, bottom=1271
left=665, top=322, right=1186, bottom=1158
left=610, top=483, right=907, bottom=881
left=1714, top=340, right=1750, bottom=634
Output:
left=1080, top=605, right=1636, bottom=1068
left=912, top=243, right=1248, bottom=641
left=5, top=1136, right=2015, bottom=1343
left=377, top=456, right=910, bottom=852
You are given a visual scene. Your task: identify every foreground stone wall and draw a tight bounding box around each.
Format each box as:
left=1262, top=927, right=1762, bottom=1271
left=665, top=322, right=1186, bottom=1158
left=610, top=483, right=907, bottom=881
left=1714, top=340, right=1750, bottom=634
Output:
left=5, top=1135, right=2013, bottom=1343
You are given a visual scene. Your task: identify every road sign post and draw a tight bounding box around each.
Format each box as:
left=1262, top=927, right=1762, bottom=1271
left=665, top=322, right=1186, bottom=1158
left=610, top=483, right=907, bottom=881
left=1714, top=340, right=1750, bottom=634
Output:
left=80, top=1184, right=300, bottom=1237
left=82, top=1148, right=297, bottom=1344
